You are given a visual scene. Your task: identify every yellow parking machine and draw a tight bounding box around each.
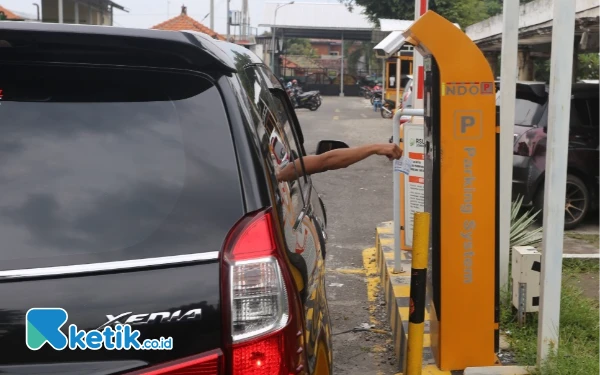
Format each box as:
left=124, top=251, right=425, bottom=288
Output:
left=402, top=11, right=499, bottom=370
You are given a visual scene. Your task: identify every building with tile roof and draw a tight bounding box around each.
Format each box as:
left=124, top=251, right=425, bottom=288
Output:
left=0, top=5, right=25, bottom=21
left=152, top=5, right=225, bottom=41
left=33, top=0, right=126, bottom=25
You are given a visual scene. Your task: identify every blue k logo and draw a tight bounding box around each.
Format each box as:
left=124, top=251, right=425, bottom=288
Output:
left=26, top=308, right=68, bottom=350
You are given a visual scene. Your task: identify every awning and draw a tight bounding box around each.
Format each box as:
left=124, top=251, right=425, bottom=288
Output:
left=259, top=2, right=375, bottom=41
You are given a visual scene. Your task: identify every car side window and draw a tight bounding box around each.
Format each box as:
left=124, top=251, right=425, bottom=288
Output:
left=585, top=98, right=598, bottom=128
left=514, top=98, right=544, bottom=126
left=570, top=98, right=592, bottom=127
left=271, top=95, right=307, bottom=171
left=256, top=68, right=308, bottom=167
left=538, top=103, right=549, bottom=127
left=244, top=66, right=306, bottom=215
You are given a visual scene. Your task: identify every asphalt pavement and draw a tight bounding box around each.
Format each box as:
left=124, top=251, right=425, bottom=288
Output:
left=295, top=96, right=398, bottom=375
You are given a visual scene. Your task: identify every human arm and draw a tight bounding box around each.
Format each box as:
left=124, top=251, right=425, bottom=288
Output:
left=276, top=143, right=402, bottom=182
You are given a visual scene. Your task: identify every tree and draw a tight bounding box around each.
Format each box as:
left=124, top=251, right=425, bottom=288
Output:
left=433, top=0, right=490, bottom=28
left=343, top=41, right=378, bottom=75
left=232, top=51, right=255, bottom=97
left=283, top=38, right=318, bottom=57
left=338, top=0, right=521, bottom=28
left=533, top=53, right=599, bottom=83
left=577, top=53, right=600, bottom=80
left=534, top=59, right=551, bottom=82
left=339, top=0, right=413, bottom=25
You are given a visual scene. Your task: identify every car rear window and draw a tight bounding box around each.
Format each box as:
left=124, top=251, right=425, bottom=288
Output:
left=496, top=89, right=547, bottom=127
left=0, top=64, right=243, bottom=271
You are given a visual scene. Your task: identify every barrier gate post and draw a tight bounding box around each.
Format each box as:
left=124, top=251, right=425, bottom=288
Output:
left=406, top=212, right=431, bottom=375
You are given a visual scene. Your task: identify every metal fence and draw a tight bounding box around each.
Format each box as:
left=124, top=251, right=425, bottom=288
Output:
left=282, top=68, right=384, bottom=96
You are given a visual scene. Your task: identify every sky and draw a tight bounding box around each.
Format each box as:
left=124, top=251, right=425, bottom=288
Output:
left=2, top=0, right=342, bottom=35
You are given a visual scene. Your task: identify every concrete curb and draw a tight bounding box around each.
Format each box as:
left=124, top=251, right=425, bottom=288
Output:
left=375, top=222, right=449, bottom=374
left=464, top=366, right=531, bottom=375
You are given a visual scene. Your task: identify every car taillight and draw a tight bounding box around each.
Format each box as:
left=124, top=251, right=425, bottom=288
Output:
left=221, top=208, right=307, bottom=375
left=123, top=350, right=222, bottom=375
left=230, top=257, right=289, bottom=341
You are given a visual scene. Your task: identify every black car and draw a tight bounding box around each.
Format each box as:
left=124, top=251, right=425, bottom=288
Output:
left=0, top=22, right=336, bottom=374
left=501, top=82, right=599, bottom=229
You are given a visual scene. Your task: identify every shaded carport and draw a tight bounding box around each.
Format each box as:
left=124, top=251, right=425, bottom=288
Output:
left=260, top=2, right=375, bottom=96
left=465, top=0, right=599, bottom=79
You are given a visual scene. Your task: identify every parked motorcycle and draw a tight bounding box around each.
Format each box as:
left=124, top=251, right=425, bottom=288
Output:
left=303, top=90, right=322, bottom=106
left=360, top=86, right=372, bottom=99
left=370, top=90, right=382, bottom=104
left=381, top=99, right=396, bottom=119
left=291, top=91, right=321, bottom=111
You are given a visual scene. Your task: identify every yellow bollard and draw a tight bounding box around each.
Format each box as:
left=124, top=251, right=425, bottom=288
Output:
left=405, top=212, right=431, bottom=375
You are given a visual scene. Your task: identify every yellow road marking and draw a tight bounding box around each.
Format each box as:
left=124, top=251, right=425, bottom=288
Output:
left=395, top=364, right=452, bottom=375
left=362, top=247, right=380, bottom=326
left=422, top=364, right=453, bottom=374
left=335, top=109, right=340, bottom=113
left=333, top=116, right=340, bottom=120
left=327, top=268, right=365, bottom=275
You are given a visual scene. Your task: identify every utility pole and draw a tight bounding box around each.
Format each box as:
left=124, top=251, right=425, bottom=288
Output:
left=58, top=0, right=63, bottom=23
left=210, top=0, right=214, bottom=30
left=32, top=3, right=40, bottom=21
left=271, top=2, right=294, bottom=71
left=242, top=0, right=248, bottom=37
left=226, top=0, right=230, bottom=41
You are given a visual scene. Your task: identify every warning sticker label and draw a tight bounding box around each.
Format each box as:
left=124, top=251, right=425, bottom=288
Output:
left=403, top=124, right=425, bottom=248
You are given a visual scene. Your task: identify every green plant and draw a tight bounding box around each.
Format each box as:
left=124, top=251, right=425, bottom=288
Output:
left=284, top=38, right=318, bottom=58
left=501, top=278, right=600, bottom=374
left=563, top=258, right=600, bottom=273
left=510, top=195, right=543, bottom=248
left=577, top=53, right=600, bottom=80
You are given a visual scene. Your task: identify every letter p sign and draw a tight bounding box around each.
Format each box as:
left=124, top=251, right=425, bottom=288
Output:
left=461, top=116, right=475, bottom=134
left=454, top=110, right=482, bottom=140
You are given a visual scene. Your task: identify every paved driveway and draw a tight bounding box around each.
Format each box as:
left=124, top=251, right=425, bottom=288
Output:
left=296, top=96, right=398, bottom=374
